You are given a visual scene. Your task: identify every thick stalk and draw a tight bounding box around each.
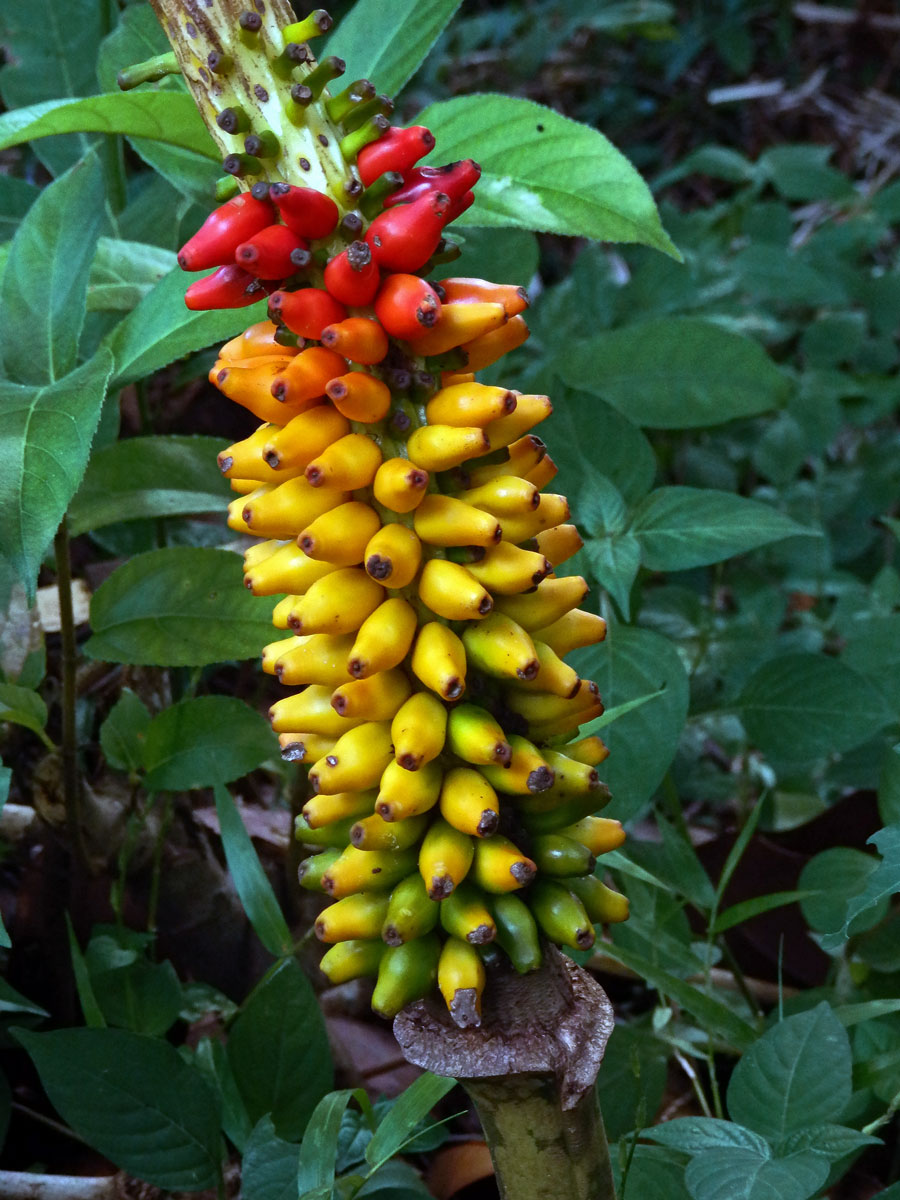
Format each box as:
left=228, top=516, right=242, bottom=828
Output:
left=395, top=946, right=617, bottom=1200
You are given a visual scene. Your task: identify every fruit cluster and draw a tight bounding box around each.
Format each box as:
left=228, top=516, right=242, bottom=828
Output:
left=174, top=6, right=628, bottom=1027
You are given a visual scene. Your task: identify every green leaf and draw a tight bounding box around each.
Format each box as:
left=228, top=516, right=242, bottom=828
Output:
left=0, top=979, right=48, bottom=1018
left=572, top=625, right=689, bottom=821
left=65, top=915, right=105, bottom=1029
left=631, top=488, right=812, bottom=571
left=684, top=1148, right=829, bottom=1200
left=620, top=1149, right=691, bottom=1200
left=15, top=1027, right=221, bottom=1190
left=193, top=1037, right=254, bottom=1154
left=0, top=352, right=114, bottom=599
left=366, top=1073, right=457, bottom=1172
left=0, top=683, right=52, bottom=747
left=0, top=176, right=39, bottom=239
left=780, top=1124, right=881, bottom=1162
left=879, top=743, right=900, bottom=825
left=357, top=1160, right=433, bottom=1198
left=833, top=999, right=900, bottom=1027
left=727, top=1002, right=851, bottom=1146
left=84, top=547, right=275, bottom=666
left=712, top=890, right=820, bottom=935
left=107, top=267, right=268, bottom=386
left=96, top=3, right=172, bottom=93
left=0, top=155, right=105, bottom=386
left=99, top=689, right=152, bottom=774
left=333, top=0, right=463, bottom=97
left=798, top=847, right=885, bottom=937
left=227, top=958, right=333, bottom=1140
left=433, top=227, right=539, bottom=286
left=737, top=654, right=893, bottom=762
left=87, top=238, right=177, bottom=313
left=70, top=436, right=230, bottom=536
left=556, top=318, right=790, bottom=428
left=0, top=0, right=104, bottom=176
left=91, top=436, right=227, bottom=519
left=297, top=1089, right=367, bottom=1195
left=0, top=93, right=216, bottom=160
left=820, top=824, right=900, bottom=952
left=144, top=697, right=277, bottom=792
left=584, top=532, right=641, bottom=617
left=91, top=958, right=184, bottom=1038
left=213, top=786, right=293, bottom=959
left=595, top=1022, right=668, bottom=1141
left=242, top=1116, right=301, bottom=1200
left=600, top=942, right=758, bottom=1050
left=647, top=1117, right=769, bottom=1155
left=758, top=144, right=854, bottom=203
left=418, top=95, right=678, bottom=256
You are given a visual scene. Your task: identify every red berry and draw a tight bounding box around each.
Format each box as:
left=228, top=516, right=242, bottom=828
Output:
left=374, top=274, right=442, bottom=341
left=184, top=264, right=264, bottom=310
left=269, top=183, right=340, bottom=240
left=236, top=225, right=310, bottom=278
left=365, top=191, right=451, bottom=273
left=177, top=193, right=275, bottom=271
left=269, top=287, right=348, bottom=339
left=357, top=125, right=436, bottom=187
left=323, top=242, right=381, bottom=307
left=384, top=160, right=481, bottom=208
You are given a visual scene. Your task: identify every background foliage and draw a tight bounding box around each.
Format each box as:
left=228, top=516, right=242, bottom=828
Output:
left=0, top=0, right=898, bottom=1197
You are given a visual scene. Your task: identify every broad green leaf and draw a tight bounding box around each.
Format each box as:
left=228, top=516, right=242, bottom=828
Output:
left=798, top=848, right=885, bottom=936
left=0, top=352, right=114, bottom=598
left=297, top=1089, right=367, bottom=1195
left=758, top=144, right=854, bottom=203
left=332, top=0, right=463, bottom=97
left=87, top=238, right=177, bottom=312
left=15, top=1028, right=221, bottom=1190
left=432, top=227, right=539, bottom=286
left=357, top=1159, right=433, bottom=1198
left=84, top=547, right=274, bottom=666
left=0, top=0, right=104, bottom=176
left=618, top=1149, right=691, bottom=1200
left=227, top=958, right=333, bottom=1140
left=737, top=654, right=892, bottom=762
left=418, top=94, right=678, bottom=256
left=780, top=1124, right=881, bottom=1162
left=366, top=1073, right=457, bottom=1172
left=0, top=93, right=216, bottom=159
left=99, top=689, right=152, bottom=774
left=584, top=532, right=641, bottom=617
left=572, top=624, right=689, bottom=821
left=214, top=785, right=293, bottom=959
left=586, top=685, right=666, bottom=731
left=647, top=1117, right=769, bottom=1155
left=834, top=999, right=900, bottom=1026
left=727, top=1003, right=851, bottom=1145
left=685, top=1148, right=828, bottom=1200
left=0, top=683, right=52, bottom=747
left=144, top=697, right=277, bottom=792
left=0, top=155, right=105, bottom=386
left=91, top=958, right=183, bottom=1038
left=70, top=436, right=230, bottom=535
left=0, top=176, right=39, bottom=239
left=107, top=267, right=268, bottom=386
left=631, top=488, right=812, bottom=570
left=556, top=318, right=790, bottom=428
left=820, top=824, right=900, bottom=952
left=242, top=1115, right=301, bottom=1200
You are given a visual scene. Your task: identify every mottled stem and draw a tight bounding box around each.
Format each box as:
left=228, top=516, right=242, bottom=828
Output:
left=395, top=946, right=618, bottom=1200
left=148, top=0, right=355, bottom=201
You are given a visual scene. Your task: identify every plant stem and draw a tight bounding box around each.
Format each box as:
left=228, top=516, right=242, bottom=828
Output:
left=395, top=946, right=617, bottom=1200
left=53, top=519, right=87, bottom=867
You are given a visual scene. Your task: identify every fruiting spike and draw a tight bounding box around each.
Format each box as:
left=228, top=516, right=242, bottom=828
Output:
left=150, top=0, right=624, bottom=1024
